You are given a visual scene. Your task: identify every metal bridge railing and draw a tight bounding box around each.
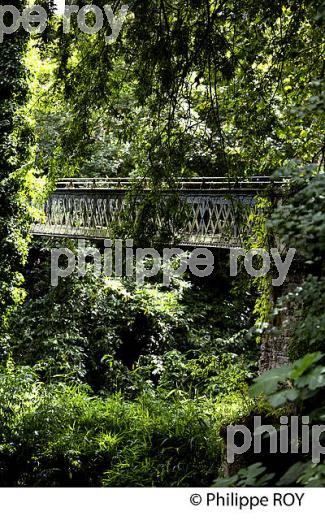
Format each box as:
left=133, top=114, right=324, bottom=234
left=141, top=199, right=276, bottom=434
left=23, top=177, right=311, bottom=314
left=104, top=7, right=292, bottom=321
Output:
left=31, top=177, right=285, bottom=247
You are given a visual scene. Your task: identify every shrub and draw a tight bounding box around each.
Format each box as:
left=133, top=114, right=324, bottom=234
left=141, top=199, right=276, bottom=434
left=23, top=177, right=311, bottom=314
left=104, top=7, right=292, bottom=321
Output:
left=0, top=362, right=253, bottom=487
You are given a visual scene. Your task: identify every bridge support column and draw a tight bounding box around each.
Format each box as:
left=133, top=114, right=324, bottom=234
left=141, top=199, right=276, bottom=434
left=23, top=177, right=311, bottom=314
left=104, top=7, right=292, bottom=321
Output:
left=258, top=265, right=304, bottom=373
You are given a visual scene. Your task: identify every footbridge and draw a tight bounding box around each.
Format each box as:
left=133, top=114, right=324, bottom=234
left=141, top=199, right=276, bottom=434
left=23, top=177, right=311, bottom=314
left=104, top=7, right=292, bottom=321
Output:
left=31, top=177, right=283, bottom=248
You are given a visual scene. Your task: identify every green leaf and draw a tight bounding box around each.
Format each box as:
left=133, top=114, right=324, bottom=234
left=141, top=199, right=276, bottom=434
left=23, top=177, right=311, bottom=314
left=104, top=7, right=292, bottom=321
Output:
left=291, top=352, right=323, bottom=379
left=269, top=389, right=298, bottom=407
left=277, top=462, right=310, bottom=486
left=250, top=365, right=292, bottom=397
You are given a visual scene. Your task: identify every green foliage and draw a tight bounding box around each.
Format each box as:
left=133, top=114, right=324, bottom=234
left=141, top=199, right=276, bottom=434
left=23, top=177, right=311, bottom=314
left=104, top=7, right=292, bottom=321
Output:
left=135, top=350, right=253, bottom=399
left=45, top=0, right=324, bottom=181
left=215, top=352, right=325, bottom=487
left=268, top=166, right=325, bottom=357
left=215, top=462, right=275, bottom=487
left=270, top=165, right=325, bottom=262
left=250, top=351, right=324, bottom=407
left=1, top=0, right=324, bottom=490
left=0, top=254, right=257, bottom=485
left=244, top=197, right=274, bottom=335
left=214, top=82, right=325, bottom=486
left=23, top=1, right=324, bottom=246
left=0, top=2, right=29, bottom=324
left=5, top=250, right=256, bottom=397
left=0, top=361, right=245, bottom=487
left=5, top=269, right=189, bottom=388
left=249, top=352, right=325, bottom=486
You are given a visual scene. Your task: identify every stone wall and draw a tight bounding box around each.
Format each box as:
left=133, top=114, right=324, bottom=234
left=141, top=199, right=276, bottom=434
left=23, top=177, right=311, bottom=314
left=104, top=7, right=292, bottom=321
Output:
left=259, top=268, right=304, bottom=373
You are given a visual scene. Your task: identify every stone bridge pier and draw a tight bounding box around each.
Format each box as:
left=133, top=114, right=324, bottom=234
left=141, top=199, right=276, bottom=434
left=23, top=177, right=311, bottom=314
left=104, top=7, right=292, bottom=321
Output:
left=259, top=260, right=304, bottom=373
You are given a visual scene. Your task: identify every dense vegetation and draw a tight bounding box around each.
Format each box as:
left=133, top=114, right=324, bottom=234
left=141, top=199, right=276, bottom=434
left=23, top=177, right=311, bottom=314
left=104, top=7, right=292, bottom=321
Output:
left=0, top=0, right=324, bottom=486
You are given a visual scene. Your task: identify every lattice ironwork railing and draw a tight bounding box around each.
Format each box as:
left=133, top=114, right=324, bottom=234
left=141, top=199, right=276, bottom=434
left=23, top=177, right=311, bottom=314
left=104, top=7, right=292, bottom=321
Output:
left=31, top=177, right=282, bottom=247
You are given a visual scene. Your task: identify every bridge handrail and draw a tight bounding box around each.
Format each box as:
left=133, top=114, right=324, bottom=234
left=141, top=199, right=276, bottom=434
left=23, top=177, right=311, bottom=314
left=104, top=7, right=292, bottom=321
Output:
left=55, top=176, right=287, bottom=192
